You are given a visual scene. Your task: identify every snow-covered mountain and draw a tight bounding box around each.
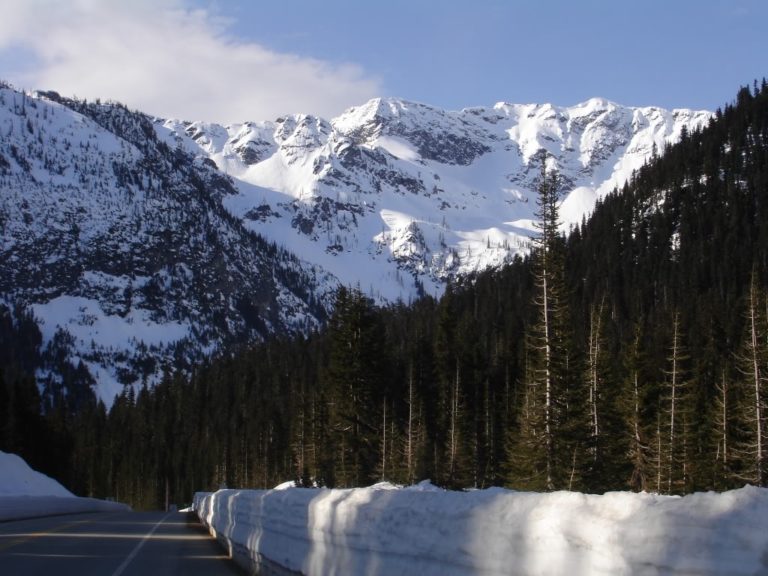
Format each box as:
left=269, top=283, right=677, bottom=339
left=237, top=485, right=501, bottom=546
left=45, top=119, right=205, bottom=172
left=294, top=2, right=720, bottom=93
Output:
left=0, top=84, right=335, bottom=403
left=0, top=82, right=711, bottom=402
left=160, top=96, right=712, bottom=301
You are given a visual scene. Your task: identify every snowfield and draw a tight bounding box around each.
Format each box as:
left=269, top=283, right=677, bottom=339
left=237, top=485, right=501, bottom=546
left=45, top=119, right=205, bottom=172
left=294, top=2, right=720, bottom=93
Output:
left=0, top=451, right=130, bottom=521
left=194, top=482, right=768, bottom=576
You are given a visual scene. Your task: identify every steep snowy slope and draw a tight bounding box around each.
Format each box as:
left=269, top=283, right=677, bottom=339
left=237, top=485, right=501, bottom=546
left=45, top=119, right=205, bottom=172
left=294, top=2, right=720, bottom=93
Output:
left=0, top=84, right=335, bottom=403
left=161, top=97, right=711, bottom=302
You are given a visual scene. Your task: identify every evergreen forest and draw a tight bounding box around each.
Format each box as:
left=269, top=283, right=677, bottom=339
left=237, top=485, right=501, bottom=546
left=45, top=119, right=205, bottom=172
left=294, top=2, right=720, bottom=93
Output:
left=2, top=82, right=768, bottom=510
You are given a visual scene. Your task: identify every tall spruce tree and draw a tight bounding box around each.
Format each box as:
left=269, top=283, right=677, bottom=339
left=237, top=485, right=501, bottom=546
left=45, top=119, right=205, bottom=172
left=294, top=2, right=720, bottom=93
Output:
left=733, top=271, right=767, bottom=485
left=655, top=312, right=693, bottom=494
left=623, top=325, right=652, bottom=491
left=433, top=286, right=472, bottom=487
left=506, top=160, right=582, bottom=490
left=325, top=287, right=388, bottom=487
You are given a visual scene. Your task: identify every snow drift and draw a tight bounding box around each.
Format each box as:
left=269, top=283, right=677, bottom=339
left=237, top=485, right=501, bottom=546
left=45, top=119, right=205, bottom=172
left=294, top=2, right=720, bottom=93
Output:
left=194, top=482, right=768, bottom=576
left=0, top=450, right=130, bottom=521
left=0, top=451, right=74, bottom=498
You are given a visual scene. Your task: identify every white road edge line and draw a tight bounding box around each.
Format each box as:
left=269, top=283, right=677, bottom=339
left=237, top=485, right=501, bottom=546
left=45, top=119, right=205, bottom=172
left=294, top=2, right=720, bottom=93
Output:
left=110, top=513, right=172, bottom=576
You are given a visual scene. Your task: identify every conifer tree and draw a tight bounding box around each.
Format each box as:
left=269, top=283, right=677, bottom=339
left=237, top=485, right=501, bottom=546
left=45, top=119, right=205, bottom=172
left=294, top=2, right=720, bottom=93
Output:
left=622, top=326, right=652, bottom=492
left=713, top=368, right=737, bottom=488
left=583, top=298, right=620, bottom=490
left=733, top=272, right=767, bottom=485
left=325, top=287, right=387, bottom=486
left=655, top=312, right=693, bottom=493
left=586, top=300, right=605, bottom=462
left=433, top=287, right=471, bottom=487
left=506, top=160, right=577, bottom=491
left=403, top=362, right=419, bottom=484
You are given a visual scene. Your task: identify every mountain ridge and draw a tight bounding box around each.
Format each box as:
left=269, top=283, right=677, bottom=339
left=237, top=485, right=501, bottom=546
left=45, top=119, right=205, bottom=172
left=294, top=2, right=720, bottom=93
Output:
left=0, top=82, right=711, bottom=402
left=159, top=95, right=711, bottom=302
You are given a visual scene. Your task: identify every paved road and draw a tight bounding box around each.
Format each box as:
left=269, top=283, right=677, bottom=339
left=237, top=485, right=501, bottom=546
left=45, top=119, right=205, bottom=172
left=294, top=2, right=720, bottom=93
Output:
left=0, top=510, right=244, bottom=575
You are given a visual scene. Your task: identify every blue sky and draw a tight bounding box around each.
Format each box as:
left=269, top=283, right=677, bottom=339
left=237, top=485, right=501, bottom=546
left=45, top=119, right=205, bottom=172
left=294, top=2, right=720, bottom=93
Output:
left=1, top=0, right=765, bottom=123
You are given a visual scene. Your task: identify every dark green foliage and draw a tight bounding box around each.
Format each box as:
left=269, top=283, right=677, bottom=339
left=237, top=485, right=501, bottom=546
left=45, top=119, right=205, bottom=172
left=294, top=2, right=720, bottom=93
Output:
left=324, top=287, right=390, bottom=486
left=505, top=162, right=585, bottom=491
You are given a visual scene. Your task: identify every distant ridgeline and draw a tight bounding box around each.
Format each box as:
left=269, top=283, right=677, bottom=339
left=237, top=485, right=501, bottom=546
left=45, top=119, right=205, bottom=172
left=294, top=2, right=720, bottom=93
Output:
left=2, top=81, right=768, bottom=507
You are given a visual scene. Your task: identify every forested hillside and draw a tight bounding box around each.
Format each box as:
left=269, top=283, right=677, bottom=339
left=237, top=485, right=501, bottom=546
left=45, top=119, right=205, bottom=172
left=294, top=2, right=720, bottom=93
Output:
left=2, top=82, right=767, bottom=509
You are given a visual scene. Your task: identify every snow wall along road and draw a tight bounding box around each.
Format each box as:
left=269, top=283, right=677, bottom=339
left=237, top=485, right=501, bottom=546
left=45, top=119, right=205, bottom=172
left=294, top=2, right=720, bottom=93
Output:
left=193, top=482, right=768, bottom=576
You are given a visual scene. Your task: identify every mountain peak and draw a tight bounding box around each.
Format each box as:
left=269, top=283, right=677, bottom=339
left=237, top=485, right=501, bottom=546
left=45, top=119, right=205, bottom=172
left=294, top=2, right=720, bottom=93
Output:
left=574, top=96, right=618, bottom=110
left=332, top=97, right=424, bottom=140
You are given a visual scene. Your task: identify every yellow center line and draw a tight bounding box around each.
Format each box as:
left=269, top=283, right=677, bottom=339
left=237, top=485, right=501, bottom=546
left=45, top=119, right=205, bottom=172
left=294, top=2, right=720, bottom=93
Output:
left=2, top=532, right=210, bottom=541
left=0, top=518, right=94, bottom=553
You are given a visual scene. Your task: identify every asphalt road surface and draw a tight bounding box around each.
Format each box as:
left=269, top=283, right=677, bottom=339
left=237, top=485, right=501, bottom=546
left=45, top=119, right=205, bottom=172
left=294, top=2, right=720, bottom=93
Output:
left=0, top=510, right=244, bottom=575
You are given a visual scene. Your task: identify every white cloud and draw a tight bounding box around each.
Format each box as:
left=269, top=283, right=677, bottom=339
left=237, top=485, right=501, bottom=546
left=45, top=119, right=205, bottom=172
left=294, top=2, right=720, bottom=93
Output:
left=0, top=0, right=382, bottom=123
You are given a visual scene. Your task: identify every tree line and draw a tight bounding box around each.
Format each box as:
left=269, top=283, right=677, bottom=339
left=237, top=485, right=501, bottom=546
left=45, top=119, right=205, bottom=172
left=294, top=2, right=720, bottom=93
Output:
left=2, top=82, right=768, bottom=509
